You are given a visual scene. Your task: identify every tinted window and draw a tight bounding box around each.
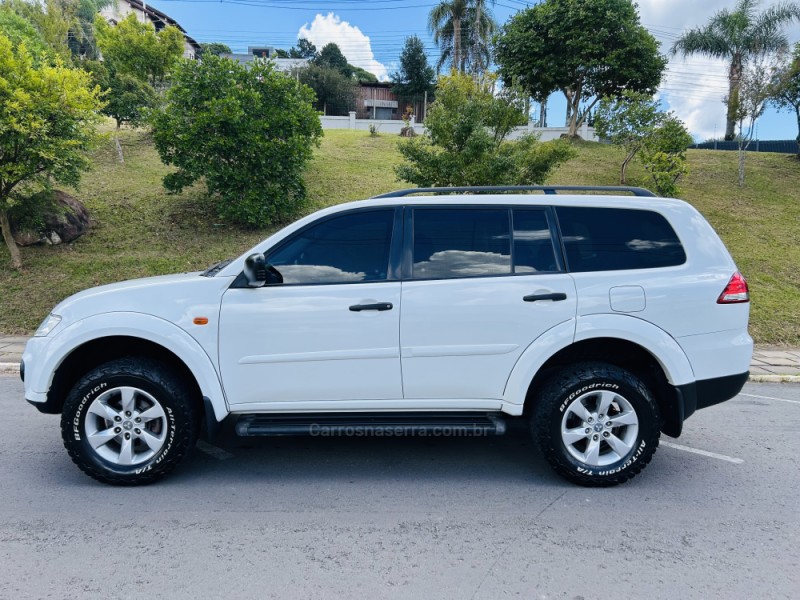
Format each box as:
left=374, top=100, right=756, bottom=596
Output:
left=512, top=209, right=558, bottom=273
left=412, top=209, right=511, bottom=279
left=556, top=207, right=686, bottom=272
left=267, top=210, right=394, bottom=284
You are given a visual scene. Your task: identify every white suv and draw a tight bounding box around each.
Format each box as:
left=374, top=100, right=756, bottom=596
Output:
left=22, top=186, right=753, bottom=486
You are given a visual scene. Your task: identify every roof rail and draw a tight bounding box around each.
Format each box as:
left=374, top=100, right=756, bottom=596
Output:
left=371, top=185, right=657, bottom=198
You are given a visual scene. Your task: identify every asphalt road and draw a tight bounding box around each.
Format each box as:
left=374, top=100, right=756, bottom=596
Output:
left=1, top=377, right=798, bottom=600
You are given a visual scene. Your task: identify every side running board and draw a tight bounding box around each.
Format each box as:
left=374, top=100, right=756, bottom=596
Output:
left=235, top=412, right=507, bottom=437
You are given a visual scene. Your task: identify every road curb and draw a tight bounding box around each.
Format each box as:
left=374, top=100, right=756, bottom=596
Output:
left=748, top=374, right=800, bottom=383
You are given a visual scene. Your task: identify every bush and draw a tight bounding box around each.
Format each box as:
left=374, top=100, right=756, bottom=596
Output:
left=395, top=72, right=575, bottom=186
left=151, top=55, right=322, bottom=227
left=640, top=117, right=693, bottom=197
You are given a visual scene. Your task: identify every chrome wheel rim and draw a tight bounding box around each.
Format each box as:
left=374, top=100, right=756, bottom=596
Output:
left=560, top=389, right=639, bottom=467
left=84, top=386, right=168, bottom=466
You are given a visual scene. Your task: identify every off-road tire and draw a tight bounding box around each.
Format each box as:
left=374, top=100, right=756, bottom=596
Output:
left=532, top=362, right=661, bottom=487
left=61, top=357, right=199, bottom=486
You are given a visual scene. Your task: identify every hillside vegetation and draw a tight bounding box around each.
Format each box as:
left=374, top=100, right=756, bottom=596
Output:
left=0, top=129, right=797, bottom=345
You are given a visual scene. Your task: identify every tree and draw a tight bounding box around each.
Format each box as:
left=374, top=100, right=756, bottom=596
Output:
left=395, top=72, right=575, bottom=186
left=94, top=13, right=184, bottom=86
left=735, top=54, right=775, bottom=186
left=595, top=91, right=665, bottom=184
left=68, top=0, right=111, bottom=59
left=672, top=0, right=800, bottom=141
left=428, top=0, right=497, bottom=73
left=495, top=0, right=666, bottom=138
left=198, top=42, right=231, bottom=58
left=298, top=63, right=357, bottom=116
left=289, top=38, right=316, bottom=59
left=392, top=35, right=435, bottom=106
left=314, top=42, right=352, bottom=77
left=151, top=55, right=322, bottom=227
left=23, top=0, right=74, bottom=58
left=465, top=0, right=496, bottom=74
left=0, top=7, right=48, bottom=57
left=2, top=0, right=107, bottom=59
left=770, top=43, right=800, bottom=154
left=0, top=36, right=103, bottom=269
left=429, top=0, right=468, bottom=72
left=639, top=116, right=694, bottom=197
left=351, top=65, right=378, bottom=83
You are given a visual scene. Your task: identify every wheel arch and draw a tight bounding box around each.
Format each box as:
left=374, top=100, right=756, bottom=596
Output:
left=33, top=313, right=228, bottom=423
left=504, top=315, right=695, bottom=437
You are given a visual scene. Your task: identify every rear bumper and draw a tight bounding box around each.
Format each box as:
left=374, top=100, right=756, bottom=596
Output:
left=678, top=371, right=749, bottom=418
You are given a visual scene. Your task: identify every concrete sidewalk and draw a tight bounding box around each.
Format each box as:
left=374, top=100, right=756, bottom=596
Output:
left=1, top=334, right=798, bottom=382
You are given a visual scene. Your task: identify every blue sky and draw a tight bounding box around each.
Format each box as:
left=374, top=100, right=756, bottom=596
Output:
left=147, top=0, right=800, bottom=141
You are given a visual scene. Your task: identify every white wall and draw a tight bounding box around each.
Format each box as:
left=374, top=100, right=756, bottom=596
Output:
left=320, top=113, right=598, bottom=142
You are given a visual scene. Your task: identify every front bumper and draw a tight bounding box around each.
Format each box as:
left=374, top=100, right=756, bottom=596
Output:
left=22, top=337, right=60, bottom=413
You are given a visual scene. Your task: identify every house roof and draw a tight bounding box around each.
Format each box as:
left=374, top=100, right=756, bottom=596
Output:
left=124, top=0, right=201, bottom=51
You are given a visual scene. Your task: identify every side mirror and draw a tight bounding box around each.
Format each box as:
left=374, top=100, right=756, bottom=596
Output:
left=243, top=254, right=283, bottom=288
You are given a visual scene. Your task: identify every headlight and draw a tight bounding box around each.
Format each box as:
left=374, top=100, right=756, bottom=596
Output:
left=34, top=314, right=62, bottom=337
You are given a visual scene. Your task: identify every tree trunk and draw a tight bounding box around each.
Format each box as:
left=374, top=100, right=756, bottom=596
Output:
left=725, top=56, right=743, bottom=141
left=453, top=18, right=462, bottom=72
left=795, top=105, right=800, bottom=156
left=621, top=153, right=635, bottom=185
left=0, top=208, right=22, bottom=270
left=567, top=87, right=582, bottom=137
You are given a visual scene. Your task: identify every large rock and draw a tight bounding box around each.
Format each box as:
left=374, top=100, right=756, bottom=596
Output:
left=11, top=190, right=91, bottom=246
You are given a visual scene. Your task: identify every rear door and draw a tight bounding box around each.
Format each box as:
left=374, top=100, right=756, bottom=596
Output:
left=400, top=206, right=577, bottom=400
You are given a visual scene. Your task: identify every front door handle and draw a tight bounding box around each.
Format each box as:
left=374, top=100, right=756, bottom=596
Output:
left=523, top=293, right=567, bottom=302
left=349, top=302, right=394, bottom=312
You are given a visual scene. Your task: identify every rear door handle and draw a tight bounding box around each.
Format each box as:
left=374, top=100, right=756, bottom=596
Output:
left=523, top=293, right=567, bottom=302
left=349, top=302, right=394, bottom=312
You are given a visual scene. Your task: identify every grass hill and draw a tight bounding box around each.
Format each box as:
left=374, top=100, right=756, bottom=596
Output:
left=1, top=128, right=798, bottom=346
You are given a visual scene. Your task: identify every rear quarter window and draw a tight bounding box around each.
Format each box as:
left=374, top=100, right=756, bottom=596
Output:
left=556, top=207, right=686, bottom=272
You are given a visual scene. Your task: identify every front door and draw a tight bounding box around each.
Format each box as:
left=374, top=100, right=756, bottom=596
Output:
left=219, top=208, right=403, bottom=407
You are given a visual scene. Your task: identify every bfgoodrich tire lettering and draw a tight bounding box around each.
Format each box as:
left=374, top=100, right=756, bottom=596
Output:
left=532, top=362, right=661, bottom=487
left=60, top=357, right=199, bottom=486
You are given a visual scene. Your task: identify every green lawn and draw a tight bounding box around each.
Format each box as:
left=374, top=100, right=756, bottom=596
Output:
left=0, top=129, right=798, bottom=346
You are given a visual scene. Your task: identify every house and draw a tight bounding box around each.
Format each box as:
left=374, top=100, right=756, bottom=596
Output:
left=357, top=82, right=426, bottom=121
left=99, top=0, right=200, bottom=59
left=223, top=46, right=310, bottom=73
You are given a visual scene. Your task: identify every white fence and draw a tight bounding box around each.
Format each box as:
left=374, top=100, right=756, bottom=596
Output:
left=320, top=112, right=599, bottom=142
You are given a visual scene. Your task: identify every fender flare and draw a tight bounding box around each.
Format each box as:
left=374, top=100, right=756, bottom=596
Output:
left=502, top=320, right=577, bottom=410
left=32, top=312, right=229, bottom=422
left=502, top=314, right=696, bottom=408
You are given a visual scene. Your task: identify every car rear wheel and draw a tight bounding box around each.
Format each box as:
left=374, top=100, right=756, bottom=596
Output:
left=61, top=357, right=199, bottom=485
left=532, top=362, right=661, bottom=487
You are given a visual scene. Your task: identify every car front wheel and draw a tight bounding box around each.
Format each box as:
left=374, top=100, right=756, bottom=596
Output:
left=61, top=357, right=199, bottom=485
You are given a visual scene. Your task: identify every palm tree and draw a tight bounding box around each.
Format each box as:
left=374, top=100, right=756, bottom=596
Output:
left=465, top=0, right=496, bottom=74
left=429, top=0, right=469, bottom=72
left=672, top=0, right=800, bottom=140
left=429, top=0, right=497, bottom=73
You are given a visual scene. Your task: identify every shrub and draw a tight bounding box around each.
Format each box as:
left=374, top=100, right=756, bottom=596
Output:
left=150, top=55, right=322, bottom=227
left=395, top=72, right=575, bottom=186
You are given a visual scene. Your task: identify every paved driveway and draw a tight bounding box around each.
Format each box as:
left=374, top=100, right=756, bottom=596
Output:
left=1, top=377, right=798, bottom=599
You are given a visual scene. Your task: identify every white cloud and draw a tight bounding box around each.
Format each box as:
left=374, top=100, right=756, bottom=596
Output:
left=298, top=13, right=389, bottom=81
left=637, top=1, right=800, bottom=139
left=658, top=54, right=730, bottom=140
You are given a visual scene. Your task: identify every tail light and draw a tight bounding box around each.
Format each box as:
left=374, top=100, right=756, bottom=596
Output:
left=717, top=272, right=749, bottom=304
